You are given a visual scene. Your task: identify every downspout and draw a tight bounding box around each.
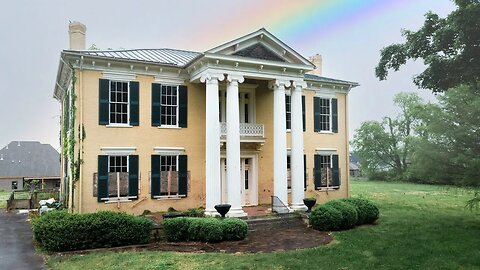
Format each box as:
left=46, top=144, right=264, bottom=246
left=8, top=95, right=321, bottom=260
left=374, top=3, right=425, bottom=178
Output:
left=78, top=55, right=84, bottom=213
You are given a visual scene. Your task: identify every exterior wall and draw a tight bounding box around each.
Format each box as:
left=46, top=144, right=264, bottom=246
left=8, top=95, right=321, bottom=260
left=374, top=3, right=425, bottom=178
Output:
left=0, top=178, right=23, bottom=191
left=72, top=69, right=350, bottom=214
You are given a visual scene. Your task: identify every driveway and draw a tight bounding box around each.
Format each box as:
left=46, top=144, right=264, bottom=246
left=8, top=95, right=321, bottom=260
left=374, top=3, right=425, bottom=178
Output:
left=0, top=209, right=45, bottom=270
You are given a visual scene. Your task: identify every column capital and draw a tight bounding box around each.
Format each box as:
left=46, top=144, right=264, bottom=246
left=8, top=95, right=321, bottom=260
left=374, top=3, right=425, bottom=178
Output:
left=292, top=80, right=307, bottom=90
left=227, top=74, right=245, bottom=84
left=200, top=72, right=225, bottom=83
left=268, top=79, right=291, bottom=90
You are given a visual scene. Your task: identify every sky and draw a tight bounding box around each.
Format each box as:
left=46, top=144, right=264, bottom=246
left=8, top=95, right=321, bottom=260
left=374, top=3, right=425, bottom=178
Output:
left=0, top=0, right=456, bottom=151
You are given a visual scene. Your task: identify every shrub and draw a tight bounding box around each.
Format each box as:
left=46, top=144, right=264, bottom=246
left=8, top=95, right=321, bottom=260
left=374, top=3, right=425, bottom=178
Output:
left=310, top=204, right=343, bottom=231
left=162, top=217, right=192, bottom=242
left=343, top=198, right=379, bottom=224
left=32, top=211, right=152, bottom=252
left=188, top=218, right=223, bottom=242
left=324, top=200, right=358, bottom=229
left=221, top=218, right=248, bottom=241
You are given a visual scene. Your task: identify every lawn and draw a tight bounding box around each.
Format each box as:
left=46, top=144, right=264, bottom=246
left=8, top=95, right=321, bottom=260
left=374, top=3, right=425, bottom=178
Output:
left=46, top=181, right=480, bottom=270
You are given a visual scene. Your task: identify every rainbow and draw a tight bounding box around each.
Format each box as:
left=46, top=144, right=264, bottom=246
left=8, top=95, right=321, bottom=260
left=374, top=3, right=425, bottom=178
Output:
left=186, top=0, right=411, bottom=53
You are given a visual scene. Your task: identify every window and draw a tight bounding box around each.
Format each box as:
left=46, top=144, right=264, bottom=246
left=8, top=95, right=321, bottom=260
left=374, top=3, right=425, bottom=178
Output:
left=314, top=154, right=340, bottom=189
left=109, top=81, right=129, bottom=124
left=161, top=85, right=178, bottom=126
left=11, top=181, right=17, bottom=190
left=151, top=155, right=188, bottom=198
left=96, top=155, right=139, bottom=202
left=99, top=79, right=139, bottom=126
left=152, top=84, right=187, bottom=128
left=285, top=95, right=291, bottom=130
left=314, top=97, right=338, bottom=133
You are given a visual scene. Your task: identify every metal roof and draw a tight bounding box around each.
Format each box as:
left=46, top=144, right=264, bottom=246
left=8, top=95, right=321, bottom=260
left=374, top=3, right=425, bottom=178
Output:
left=304, top=74, right=359, bottom=87
left=64, top=48, right=202, bottom=67
left=0, top=141, right=60, bottom=178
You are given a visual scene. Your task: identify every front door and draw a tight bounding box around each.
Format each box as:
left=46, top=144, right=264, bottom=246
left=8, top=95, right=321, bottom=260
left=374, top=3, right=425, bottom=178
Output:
left=220, top=157, right=257, bottom=206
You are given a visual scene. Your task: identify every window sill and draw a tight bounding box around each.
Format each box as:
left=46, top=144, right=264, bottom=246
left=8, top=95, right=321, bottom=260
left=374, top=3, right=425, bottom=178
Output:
left=101, top=196, right=137, bottom=203
left=317, top=131, right=334, bottom=134
left=315, top=187, right=340, bottom=191
left=154, top=195, right=186, bottom=200
left=157, top=126, right=181, bottom=130
left=106, top=124, right=133, bottom=128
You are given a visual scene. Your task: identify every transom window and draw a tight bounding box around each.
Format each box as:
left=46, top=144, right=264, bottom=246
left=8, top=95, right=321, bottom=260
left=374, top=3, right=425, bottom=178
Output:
left=161, top=85, right=178, bottom=126
left=109, top=81, right=129, bottom=124
left=160, top=155, right=177, bottom=171
left=319, top=98, right=331, bottom=131
left=109, top=156, right=128, bottom=173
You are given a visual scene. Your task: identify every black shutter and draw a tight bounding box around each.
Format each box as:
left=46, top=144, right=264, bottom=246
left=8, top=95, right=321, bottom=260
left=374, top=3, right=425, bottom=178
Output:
left=151, top=155, right=160, bottom=198
left=152, top=83, right=161, bottom=127
left=304, top=154, right=307, bottom=190
left=313, top=97, right=320, bottom=132
left=99, top=79, right=110, bottom=125
left=178, top=85, right=188, bottom=128
left=332, top=154, right=340, bottom=187
left=97, top=155, right=109, bottom=202
left=314, top=154, right=321, bottom=190
left=178, top=155, right=188, bottom=196
left=332, top=98, right=338, bottom=133
left=130, top=82, right=139, bottom=126
left=285, top=95, right=291, bottom=130
left=302, top=95, right=306, bottom=132
left=128, top=155, right=139, bottom=198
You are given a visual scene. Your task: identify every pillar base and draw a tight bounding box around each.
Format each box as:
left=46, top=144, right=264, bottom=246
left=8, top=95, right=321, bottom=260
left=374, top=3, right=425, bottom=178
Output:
left=289, top=203, right=308, bottom=212
left=226, top=207, right=247, bottom=217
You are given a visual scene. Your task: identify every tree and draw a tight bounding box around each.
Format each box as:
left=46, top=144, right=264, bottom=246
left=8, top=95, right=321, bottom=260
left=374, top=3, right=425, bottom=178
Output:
left=352, top=93, right=424, bottom=179
left=376, top=0, right=480, bottom=93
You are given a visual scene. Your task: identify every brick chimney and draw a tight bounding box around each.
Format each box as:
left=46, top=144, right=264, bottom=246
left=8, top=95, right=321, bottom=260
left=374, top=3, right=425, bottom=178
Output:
left=307, top=54, right=322, bottom=76
left=68, top=21, right=86, bottom=50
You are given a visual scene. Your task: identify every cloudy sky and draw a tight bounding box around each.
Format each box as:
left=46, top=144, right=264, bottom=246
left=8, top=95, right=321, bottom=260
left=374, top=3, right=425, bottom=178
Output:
left=0, top=0, right=455, bottom=151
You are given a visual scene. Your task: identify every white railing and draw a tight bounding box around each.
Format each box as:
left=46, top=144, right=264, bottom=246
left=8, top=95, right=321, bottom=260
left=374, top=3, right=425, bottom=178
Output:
left=220, top=122, right=264, bottom=137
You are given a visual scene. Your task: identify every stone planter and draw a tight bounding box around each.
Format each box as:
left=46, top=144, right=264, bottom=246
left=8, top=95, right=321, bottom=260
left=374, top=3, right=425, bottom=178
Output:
left=214, top=204, right=231, bottom=218
left=303, top=198, right=317, bottom=213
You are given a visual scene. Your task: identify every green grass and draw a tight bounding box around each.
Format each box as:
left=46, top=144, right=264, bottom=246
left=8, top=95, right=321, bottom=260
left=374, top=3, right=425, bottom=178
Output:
left=0, top=190, right=12, bottom=208
left=46, top=181, right=480, bottom=270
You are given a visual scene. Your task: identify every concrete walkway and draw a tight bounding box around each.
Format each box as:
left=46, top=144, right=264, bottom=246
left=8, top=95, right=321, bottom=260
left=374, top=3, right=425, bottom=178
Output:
left=0, top=209, right=45, bottom=270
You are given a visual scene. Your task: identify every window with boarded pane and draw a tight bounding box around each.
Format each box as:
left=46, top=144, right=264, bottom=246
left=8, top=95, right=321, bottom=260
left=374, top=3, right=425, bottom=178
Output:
left=160, top=155, right=178, bottom=196
left=161, top=85, right=178, bottom=126
left=108, top=155, right=129, bottom=197
left=319, top=98, right=331, bottom=131
left=314, top=154, right=340, bottom=190
left=151, top=154, right=188, bottom=198
left=109, top=81, right=129, bottom=124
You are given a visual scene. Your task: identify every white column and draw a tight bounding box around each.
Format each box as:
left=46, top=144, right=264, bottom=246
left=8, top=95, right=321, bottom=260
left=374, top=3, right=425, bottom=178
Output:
left=226, top=74, right=247, bottom=217
left=201, top=72, right=224, bottom=216
left=269, top=79, right=290, bottom=212
left=290, top=80, right=308, bottom=211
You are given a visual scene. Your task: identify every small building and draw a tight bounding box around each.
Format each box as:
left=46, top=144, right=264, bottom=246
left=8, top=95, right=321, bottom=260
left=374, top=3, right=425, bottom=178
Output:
left=0, top=141, right=60, bottom=191
left=53, top=22, right=359, bottom=216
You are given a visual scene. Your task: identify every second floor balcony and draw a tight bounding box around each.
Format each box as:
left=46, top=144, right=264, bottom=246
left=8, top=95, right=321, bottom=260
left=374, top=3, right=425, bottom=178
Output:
left=220, top=122, right=264, bottom=138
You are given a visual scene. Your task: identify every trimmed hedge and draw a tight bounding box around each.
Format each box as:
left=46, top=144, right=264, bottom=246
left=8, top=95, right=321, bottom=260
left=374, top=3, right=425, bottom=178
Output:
left=32, top=211, right=152, bottom=252
left=310, top=204, right=343, bottom=231
left=163, top=217, right=248, bottom=242
left=343, top=198, right=380, bottom=224
left=324, top=200, right=358, bottom=229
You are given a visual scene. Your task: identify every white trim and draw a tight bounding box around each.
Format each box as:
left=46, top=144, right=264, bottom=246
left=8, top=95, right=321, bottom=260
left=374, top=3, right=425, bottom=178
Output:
left=314, top=89, right=337, bottom=98
left=106, top=124, right=133, bottom=128
left=157, top=126, right=182, bottom=130
left=153, top=147, right=185, bottom=156
left=154, top=195, right=186, bottom=200
left=102, top=71, right=136, bottom=81
left=315, top=148, right=337, bottom=155
left=153, top=75, right=186, bottom=85
left=101, top=147, right=136, bottom=156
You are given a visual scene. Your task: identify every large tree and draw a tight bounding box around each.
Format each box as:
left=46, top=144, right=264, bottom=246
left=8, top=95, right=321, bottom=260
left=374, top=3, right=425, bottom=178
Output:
left=352, top=93, right=424, bottom=179
left=376, top=0, right=480, bottom=93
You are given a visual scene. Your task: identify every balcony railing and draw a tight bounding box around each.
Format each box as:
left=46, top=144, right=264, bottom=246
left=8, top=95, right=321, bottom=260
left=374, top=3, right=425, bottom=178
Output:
left=220, top=122, right=264, bottom=137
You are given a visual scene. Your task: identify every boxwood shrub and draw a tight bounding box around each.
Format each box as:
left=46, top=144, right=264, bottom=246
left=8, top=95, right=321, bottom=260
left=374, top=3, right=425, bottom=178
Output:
left=310, top=204, right=343, bottom=231
left=324, top=200, right=358, bottom=229
left=343, top=198, right=379, bottom=225
left=32, top=211, right=152, bottom=252
left=163, top=217, right=248, bottom=242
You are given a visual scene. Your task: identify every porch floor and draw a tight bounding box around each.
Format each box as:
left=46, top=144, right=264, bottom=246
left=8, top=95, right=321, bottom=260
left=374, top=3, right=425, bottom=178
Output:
left=242, top=205, right=271, bottom=217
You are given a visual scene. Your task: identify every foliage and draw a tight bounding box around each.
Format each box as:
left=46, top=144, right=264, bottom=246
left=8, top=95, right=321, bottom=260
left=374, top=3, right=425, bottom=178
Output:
left=352, top=92, right=424, bottom=180
left=221, top=218, right=249, bottom=241
left=324, top=200, right=358, bottom=230
left=342, top=198, right=379, bottom=225
left=163, top=217, right=248, bottom=242
left=309, top=204, right=343, bottom=231
left=376, top=0, right=480, bottom=93
left=32, top=211, right=152, bottom=252
left=46, top=181, right=480, bottom=270
left=185, top=207, right=205, bottom=217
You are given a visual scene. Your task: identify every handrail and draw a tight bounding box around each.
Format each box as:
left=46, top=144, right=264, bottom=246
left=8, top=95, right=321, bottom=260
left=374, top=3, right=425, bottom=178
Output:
left=271, top=195, right=290, bottom=214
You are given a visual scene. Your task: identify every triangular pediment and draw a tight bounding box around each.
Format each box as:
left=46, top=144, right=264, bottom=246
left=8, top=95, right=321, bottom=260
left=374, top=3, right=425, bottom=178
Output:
left=206, top=28, right=313, bottom=66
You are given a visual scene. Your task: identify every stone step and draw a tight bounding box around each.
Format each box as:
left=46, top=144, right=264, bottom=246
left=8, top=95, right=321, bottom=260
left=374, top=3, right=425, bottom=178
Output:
left=245, top=215, right=307, bottom=231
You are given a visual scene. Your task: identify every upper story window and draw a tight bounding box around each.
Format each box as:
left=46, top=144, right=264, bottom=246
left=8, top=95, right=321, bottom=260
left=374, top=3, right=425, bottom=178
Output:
left=110, top=81, right=129, bottom=124
left=285, top=94, right=305, bottom=131
left=161, top=85, right=178, bottom=126
left=99, top=79, right=139, bottom=126
left=313, top=96, right=338, bottom=133
left=152, top=83, right=188, bottom=128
